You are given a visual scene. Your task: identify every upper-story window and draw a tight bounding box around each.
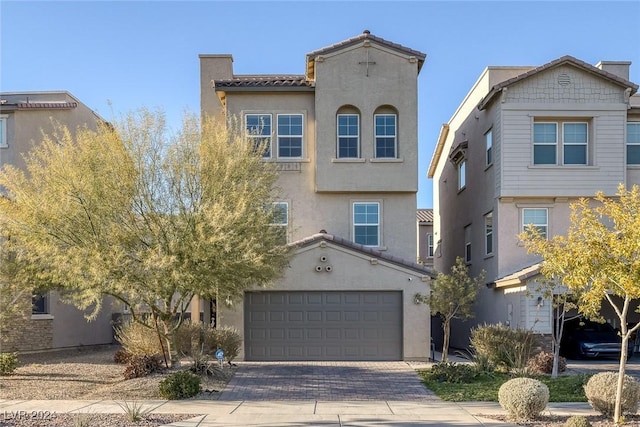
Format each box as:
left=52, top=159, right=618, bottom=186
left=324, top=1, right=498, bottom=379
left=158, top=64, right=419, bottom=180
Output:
left=245, top=114, right=272, bottom=158
left=374, top=114, right=397, bottom=158
left=485, top=129, right=493, bottom=166
left=458, top=159, right=466, bottom=190
left=627, top=123, right=640, bottom=165
left=464, top=224, right=472, bottom=263
left=277, top=114, right=303, bottom=158
left=270, top=202, right=289, bottom=244
left=427, top=234, right=434, bottom=258
left=523, top=208, right=548, bottom=239
left=353, top=202, right=379, bottom=247
left=485, top=212, right=493, bottom=256
left=337, top=114, right=360, bottom=158
left=0, top=115, right=8, bottom=148
left=533, top=121, right=588, bottom=165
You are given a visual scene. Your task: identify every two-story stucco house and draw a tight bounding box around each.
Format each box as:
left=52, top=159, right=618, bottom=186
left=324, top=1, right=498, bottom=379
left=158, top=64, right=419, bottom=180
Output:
left=428, top=56, right=640, bottom=349
left=199, top=31, right=434, bottom=361
left=0, top=91, right=115, bottom=352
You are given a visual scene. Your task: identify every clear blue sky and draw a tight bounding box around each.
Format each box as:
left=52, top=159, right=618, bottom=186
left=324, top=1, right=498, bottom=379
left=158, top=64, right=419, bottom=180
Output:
left=2, top=1, right=639, bottom=208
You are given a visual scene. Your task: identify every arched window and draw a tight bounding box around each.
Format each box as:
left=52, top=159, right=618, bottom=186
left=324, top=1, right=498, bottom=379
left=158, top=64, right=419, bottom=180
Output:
left=336, top=106, right=360, bottom=158
left=373, top=106, right=398, bottom=158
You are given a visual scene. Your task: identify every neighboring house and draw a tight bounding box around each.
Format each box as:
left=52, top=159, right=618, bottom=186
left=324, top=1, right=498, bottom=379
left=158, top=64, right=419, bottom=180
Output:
left=428, top=56, right=640, bottom=349
left=199, top=31, right=434, bottom=361
left=417, top=208, right=434, bottom=268
left=0, top=91, right=114, bottom=352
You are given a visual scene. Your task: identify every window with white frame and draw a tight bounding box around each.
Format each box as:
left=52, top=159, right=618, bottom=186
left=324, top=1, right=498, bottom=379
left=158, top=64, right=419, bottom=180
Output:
left=270, top=202, right=289, bottom=244
left=458, top=159, right=466, bottom=190
left=337, top=114, right=359, bottom=158
left=427, top=233, right=434, bottom=258
left=464, top=225, right=471, bottom=263
left=374, top=114, right=396, bottom=158
left=485, top=212, right=493, bottom=256
left=523, top=208, right=548, bottom=239
left=533, top=121, right=588, bottom=165
left=353, top=202, right=379, bottom=246
left=0, top=115, right=8, bottom=148
left=627, top=123, right=640, bottom=165
left=277, top=114, right=303, bottom=158
left=485, top=129, right=493, bottom=166
left=245, top=114, right=272, bottom=158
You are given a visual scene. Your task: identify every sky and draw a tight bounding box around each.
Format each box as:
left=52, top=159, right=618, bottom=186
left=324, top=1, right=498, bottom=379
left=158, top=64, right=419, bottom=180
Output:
left=2, top=1, right=640, bottom=208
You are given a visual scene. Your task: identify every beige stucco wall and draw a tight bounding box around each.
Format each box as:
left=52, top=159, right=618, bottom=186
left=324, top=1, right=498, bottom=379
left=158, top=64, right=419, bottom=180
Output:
left=219, top=241, right=432, bottom=361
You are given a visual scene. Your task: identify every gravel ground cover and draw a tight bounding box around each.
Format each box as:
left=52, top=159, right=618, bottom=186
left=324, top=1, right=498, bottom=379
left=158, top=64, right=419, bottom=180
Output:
left=0, top=345, right=234, bottom=426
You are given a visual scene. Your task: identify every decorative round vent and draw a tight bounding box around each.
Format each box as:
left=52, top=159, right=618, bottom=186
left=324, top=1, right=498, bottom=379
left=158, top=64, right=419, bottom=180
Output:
left=557, top=73, right=571, bottom=86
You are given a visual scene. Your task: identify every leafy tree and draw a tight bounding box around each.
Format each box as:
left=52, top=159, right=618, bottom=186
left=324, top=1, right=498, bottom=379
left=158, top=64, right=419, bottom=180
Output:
left=0, top=239, right=31, bottom=346
left=0, top=109, right=290, bottom=365
left=520, top=184, right=640, bottom=423
left=421, top=256, right=485, bottom=362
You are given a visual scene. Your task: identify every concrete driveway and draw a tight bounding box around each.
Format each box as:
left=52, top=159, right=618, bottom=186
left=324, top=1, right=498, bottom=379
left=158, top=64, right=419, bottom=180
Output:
left=218, top=361, right=439, bottom=401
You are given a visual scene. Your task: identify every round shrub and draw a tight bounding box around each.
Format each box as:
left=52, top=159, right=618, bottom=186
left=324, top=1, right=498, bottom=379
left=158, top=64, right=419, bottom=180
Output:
left=563, top=415, right=592, bottom=427
left=123, top=354, right=162, bottom=380
left=584, top=371, right=640, bottom=416
left=159, top=371, right=201, bottom=399
left=527, top=351, right=567, bottom=375
left=0, top=352, right=18, bottom=376
left=498, top=377, right=549, bottom=421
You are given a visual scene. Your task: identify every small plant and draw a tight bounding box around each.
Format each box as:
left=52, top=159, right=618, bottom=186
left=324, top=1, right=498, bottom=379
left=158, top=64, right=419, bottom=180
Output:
left=71, top=413, right=97, bottom=427
left=426, top=361, right=476, bottom=384
left=527, top=351, right=567, bottom=375
left=117, top=401, right=152, bottom=421
left=114, top=320, right=164, bottom=356
left=584, top=371, right=640, bottom=417
left=0, top=352, right=18, bottom=376
left=214, top=326, right=242, bottom=362
left=498, top=377, right=549, bottom=421
left=123, top=354, right=162, bottom=380
left=113, top=348, right=132, bottom=364
left=158, top=370, right=201, bottom=399
left=563, top=415, right=592, bottom=427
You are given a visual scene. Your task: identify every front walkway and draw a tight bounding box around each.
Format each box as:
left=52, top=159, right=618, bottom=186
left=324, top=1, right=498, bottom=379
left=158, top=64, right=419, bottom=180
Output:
left=218, top=361, right=439, bottom=401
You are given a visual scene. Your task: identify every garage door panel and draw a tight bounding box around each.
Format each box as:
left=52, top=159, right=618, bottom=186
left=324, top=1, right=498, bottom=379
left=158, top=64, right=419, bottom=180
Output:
left=245, top=291, right=402, bottom=361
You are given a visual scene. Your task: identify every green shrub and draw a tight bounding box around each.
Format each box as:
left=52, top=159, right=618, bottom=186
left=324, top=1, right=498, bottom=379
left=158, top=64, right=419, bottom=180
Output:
left=584, top=371, right=640, bottom=416
left=470, top=323, right=538, bottom=372
left=498, top=377, right=549, bottom=421
left=158, top=371, right=201, bottom=399
left=114, top=320, right=164, bottom=356
left=527, top=351, right=567, bottom=375
left=563, top=415, right=592, bottom=427
left=123, top=354, right=162, bottom=380
left=426, top=362, right=476, bottom=383
left=0, top=352, right=18, bottom=376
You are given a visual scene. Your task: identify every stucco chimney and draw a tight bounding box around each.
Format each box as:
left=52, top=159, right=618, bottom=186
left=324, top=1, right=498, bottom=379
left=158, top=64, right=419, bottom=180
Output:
left=595, top=61, right=631, bottom=80
left=199, top=54, right=234, bottom=119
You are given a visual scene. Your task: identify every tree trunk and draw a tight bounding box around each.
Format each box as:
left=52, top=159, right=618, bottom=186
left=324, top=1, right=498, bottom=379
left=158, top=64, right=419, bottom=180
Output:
left=442, top=318, right=451, bottom=363
left=614, top=334, right=629, bottom=424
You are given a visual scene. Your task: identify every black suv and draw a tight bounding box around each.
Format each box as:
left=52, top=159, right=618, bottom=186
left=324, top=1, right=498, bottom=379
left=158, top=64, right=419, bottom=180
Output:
left=560, top=318, right=625, bottom=359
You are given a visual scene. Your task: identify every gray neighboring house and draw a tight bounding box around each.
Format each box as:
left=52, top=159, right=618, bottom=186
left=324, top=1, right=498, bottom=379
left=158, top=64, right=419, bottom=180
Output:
left=428, top=56, right=640, bottom=349
left=0, top=91, right=115, bottom=352
left=417, top=208, right=434, bottom=269
left=198, top=31, right=434, bottom=361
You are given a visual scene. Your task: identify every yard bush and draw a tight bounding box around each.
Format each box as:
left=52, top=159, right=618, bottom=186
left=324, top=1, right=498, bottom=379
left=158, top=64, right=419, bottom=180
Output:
left=498, top=377, right=549, bottom=421
left=527, top=351, right=567, bottom=375
left=214, top=326, right=242, bottom=363
left=584, top=372, right=640, bottom=417
left=158, top=370, right=201, bottom=399
left=470, top=323, right=538, bottom=372
left=563, top=415, right=592, bottom=427
left=425, top=362, right=476, bottom=383
left=0, top=352, right=18, bottom=376
left=114, top=320, right=164, bottom=357
left=113, top=348, right=132, bottom=364
left=123, top=354, right=163, bottom=380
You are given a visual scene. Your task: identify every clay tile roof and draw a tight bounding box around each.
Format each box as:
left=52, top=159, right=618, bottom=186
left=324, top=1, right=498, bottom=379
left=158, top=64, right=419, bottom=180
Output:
left=289, top=232, right=435, bottom=277
left=16, top=102, right=78, bottom=110
left=214, top=75, right=313, bottom=89
left=417, top=209, right=433, bottom=223
left=478, top=55, right=639, bottom=110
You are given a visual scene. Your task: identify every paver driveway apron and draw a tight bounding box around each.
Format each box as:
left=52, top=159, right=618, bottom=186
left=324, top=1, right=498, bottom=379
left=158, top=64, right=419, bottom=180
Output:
left=218, top=361, right=439, bottom=401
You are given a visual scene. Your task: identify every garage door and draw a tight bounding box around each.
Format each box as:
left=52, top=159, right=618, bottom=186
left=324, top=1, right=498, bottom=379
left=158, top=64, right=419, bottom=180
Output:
left=244, top=291, right=402, bottom=361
